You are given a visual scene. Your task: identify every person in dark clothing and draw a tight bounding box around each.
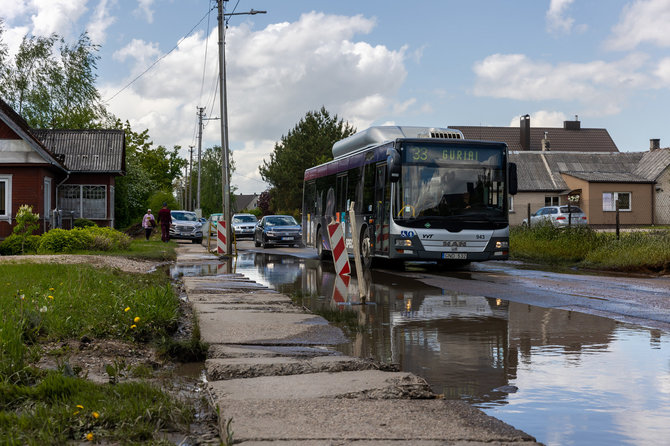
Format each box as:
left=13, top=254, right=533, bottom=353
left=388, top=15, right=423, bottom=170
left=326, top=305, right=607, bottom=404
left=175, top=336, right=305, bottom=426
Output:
left=157, top=202, right=172, bottom=242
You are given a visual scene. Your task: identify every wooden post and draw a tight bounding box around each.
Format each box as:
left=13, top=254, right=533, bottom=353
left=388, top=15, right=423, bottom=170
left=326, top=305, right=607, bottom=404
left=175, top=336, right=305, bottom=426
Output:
left=616, top=199, right=620, bottom=240
left=349, top=201, right=366, bottom=302
left=527, top=203, right=531, bottom=228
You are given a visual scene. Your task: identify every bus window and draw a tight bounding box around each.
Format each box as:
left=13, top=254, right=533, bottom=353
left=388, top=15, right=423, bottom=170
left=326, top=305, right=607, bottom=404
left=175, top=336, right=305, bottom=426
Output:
left=363, top=162, right=375, bottom=213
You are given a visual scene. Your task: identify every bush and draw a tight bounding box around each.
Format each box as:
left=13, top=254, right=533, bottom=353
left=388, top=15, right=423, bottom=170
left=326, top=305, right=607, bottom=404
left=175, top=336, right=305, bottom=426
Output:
left=73, top=218, right=96, bottom=228
left=510, top=223, right=603, bottom=263
left=38, top=227, right=131, bottom=253
left=0, top=234, right=41, bottom=255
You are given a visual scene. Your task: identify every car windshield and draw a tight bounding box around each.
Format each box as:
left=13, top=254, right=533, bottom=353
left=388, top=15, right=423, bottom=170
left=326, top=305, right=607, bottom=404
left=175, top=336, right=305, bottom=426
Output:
left=266, top=216, right=297, bottom=226
left=233, top=215, right=257, bottom=223
left=559, top=206, right=583, bottom=213
left=172, top=212, right=198, bottom=222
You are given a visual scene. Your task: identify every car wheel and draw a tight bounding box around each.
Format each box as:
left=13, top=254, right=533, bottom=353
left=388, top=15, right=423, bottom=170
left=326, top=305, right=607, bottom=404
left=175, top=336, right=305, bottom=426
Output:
left=254, top=234, right=260, bottom=247
left=316, top=227, right=328, bottom=260
left=261, top=235, right=268, bottom=249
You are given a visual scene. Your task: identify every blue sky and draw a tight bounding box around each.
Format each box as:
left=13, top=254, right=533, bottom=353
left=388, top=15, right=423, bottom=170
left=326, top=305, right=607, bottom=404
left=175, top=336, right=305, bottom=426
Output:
left=2, top=0, right=670, bottom=194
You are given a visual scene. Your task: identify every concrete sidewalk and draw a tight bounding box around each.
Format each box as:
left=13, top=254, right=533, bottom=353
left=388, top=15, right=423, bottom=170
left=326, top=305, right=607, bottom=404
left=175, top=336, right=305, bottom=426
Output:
left=177, top=243, right=541, bottom=445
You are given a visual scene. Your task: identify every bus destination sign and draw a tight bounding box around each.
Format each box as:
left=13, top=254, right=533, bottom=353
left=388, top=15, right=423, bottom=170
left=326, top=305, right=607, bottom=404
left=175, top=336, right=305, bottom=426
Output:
left=403, top=143, right=502, bottom=166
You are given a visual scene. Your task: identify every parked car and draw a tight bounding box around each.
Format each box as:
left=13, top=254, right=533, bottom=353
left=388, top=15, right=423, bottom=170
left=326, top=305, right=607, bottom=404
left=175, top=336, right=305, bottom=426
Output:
left=232, top=213, right=258, bottom=239
left=522, top=205, right=588, bottom=227
left=170, top=210, right=203, bottom=243
left=254, top=215, right=303, bottom=248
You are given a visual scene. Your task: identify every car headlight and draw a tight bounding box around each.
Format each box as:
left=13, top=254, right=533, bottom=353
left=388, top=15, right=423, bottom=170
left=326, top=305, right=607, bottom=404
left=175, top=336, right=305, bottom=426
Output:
left=495, top=241, right=509, bottom=249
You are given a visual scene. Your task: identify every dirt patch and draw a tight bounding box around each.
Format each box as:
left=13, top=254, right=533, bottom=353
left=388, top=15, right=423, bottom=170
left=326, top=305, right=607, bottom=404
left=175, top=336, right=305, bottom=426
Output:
left=0, top=254, right=160, bottom=274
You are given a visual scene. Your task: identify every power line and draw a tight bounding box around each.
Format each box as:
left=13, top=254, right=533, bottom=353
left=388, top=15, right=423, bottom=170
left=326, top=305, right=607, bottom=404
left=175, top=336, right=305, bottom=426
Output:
left=103, top=6, right=215, bottom=104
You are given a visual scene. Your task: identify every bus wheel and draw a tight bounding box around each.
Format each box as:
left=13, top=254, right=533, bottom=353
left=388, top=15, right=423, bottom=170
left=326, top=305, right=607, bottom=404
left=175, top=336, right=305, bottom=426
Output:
left=361, top=227, right=375, bottom=269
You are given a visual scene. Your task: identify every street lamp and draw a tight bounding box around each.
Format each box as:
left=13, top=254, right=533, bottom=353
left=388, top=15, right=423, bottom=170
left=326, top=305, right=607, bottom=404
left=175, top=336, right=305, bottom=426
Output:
left=217, top=0, right=266, bottom=256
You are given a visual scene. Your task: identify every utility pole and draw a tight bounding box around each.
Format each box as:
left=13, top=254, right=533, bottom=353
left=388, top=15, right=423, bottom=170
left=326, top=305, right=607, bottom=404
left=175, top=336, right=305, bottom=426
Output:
left=196, top=107, right=205, bottom=212
left=217, top=0, right=266, bottom=255
left=188, top=145, right=194, bottom=211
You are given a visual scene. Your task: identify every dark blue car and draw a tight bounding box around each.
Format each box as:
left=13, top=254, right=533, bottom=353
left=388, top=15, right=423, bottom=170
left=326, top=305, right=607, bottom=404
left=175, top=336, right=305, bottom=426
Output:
left=254, top=215, right=303, bottom=248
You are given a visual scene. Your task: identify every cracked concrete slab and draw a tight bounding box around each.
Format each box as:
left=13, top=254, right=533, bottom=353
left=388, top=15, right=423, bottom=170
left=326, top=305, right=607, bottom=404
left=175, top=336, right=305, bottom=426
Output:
left=194, top=304, right=349, bottom=345
left=186, top=291, right=289, bottom=305
left=208, top=344, right=342, bottom=359
left=206, top=355, right=389, bottom=380
left=214, top=399, right=539, bottom=444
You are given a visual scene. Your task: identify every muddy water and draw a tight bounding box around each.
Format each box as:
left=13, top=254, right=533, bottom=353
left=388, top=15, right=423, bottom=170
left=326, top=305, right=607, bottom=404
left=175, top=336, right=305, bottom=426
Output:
left=172, top=253, right=670, bottom=446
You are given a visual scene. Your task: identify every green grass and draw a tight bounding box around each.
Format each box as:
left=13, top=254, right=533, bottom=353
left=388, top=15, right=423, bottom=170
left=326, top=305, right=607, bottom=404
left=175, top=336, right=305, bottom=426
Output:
left=0, top=242, right=201, bottom=443
left=511, top=224, right=670, bottom=273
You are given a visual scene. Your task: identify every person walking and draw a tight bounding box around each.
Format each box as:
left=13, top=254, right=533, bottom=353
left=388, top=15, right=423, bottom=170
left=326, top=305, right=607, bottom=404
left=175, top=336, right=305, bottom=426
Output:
left=142, top=209, right=156, bottom=240
left=157, top=202, right=172, bottom=242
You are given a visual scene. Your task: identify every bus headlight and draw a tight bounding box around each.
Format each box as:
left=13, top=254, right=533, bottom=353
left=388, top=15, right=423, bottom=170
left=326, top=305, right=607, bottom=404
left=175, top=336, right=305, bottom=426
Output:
left=395, top=239, right=412, bottom=247
left=495, top=241, right=509, bottom=249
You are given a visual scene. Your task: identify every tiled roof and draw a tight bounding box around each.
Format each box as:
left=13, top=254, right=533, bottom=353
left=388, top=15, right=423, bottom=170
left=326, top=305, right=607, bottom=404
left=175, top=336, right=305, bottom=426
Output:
left=510, top=151, right=645, bottom=191
left=32, top=129, right=125, bottom=174
left=451, top=125, right=618, bottom=152
left=562, top=171, right=652, bottom=183
left=634, top=148, right=670, bottom=180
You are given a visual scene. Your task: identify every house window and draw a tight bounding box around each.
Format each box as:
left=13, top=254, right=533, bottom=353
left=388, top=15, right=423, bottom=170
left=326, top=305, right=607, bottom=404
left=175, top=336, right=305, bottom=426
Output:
left=602, top=192, right=631, bottom=211
left=545, top=196, right=559, bottom=206
left=0, top=175, right=12, bottom=220
left=58, top=185, right=107, bottom=219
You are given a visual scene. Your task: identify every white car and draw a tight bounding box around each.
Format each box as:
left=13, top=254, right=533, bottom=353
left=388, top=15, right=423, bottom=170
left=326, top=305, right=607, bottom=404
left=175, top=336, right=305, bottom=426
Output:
left=232, top=213, right=258, bottom=239
left=522, top=205, right=588, bottom=227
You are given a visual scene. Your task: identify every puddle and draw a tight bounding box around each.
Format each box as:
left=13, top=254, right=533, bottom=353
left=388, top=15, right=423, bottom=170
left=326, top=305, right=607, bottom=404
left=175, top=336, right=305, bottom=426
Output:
left=172, top=253, right=670, bottom=446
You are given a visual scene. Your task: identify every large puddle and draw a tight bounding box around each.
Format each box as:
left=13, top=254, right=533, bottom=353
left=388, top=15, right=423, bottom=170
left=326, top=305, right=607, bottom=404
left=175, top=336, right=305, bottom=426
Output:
left=172, top=253, right=670, bottom=446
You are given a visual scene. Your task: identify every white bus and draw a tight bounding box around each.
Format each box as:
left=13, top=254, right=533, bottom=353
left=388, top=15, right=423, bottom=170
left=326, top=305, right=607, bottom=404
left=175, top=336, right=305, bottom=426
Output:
left=302, top=126, right=518, bottom=268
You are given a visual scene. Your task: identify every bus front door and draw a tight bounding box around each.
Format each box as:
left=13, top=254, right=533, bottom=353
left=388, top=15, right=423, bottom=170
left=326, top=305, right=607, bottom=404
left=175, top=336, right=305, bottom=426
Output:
left=374, top=164, right=390, bottom=254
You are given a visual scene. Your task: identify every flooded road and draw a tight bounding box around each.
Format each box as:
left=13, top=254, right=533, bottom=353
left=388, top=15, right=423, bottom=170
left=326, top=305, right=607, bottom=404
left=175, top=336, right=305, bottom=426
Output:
left=173, top=248, right=670, bottom=446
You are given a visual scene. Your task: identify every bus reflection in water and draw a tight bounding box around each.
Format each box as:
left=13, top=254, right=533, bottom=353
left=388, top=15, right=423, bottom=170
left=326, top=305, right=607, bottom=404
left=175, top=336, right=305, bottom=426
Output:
left=302, top=126, right=518, bottom=270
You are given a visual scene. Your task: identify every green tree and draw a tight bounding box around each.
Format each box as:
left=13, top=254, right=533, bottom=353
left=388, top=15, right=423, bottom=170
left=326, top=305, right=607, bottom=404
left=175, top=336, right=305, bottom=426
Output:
left=259, top=107, right=355, bottom=213
left=2, top=32, right=107, bottom=129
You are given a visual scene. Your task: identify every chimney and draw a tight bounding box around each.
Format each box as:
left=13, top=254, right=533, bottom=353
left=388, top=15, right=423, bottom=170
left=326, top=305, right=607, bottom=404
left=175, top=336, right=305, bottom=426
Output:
left=563, top=115, right=581, bottom=131
left=541, top=132, right=551, bottom=151
left=520, top=114, right=530, bottom=151
left=650, top=139, right=660, bottom=151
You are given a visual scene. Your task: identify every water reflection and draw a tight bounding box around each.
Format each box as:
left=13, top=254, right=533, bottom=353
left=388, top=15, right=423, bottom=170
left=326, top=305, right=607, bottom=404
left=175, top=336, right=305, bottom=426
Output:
left=173, top=253, right=670, bottom=446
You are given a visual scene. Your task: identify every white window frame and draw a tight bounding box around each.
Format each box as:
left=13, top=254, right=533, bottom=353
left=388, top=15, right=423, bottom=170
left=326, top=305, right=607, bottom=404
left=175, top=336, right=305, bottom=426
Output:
left=58, top=184, right=107, bottom=219
left=602, top=192, right=632, bottom=212
left=545, top=195, right=559, bottom=206
left=0, top=174, right=12, bottom=221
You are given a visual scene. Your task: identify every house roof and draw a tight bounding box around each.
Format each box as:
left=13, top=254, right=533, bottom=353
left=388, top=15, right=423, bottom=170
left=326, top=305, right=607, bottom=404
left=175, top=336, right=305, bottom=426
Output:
left=0, top=98, right=67, bottom=172
left=510, top=151, right=645, bottom=191
left=234, top=194, right=258, bottom=212
left=450, top=125, right=618, bottom=152
left=562, top=171, right=652, bottom=183
left=32, top=129, right=126, bottom=174
left=633, top=148, right=670, bottom=180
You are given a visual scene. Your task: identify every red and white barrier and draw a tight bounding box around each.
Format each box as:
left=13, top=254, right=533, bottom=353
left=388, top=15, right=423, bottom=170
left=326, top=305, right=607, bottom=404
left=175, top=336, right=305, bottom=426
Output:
left=217, top=220, right=227, bottom=254
left=332, top=274, right=350, bottom=304
left=327, top=221, right=351, bottom=276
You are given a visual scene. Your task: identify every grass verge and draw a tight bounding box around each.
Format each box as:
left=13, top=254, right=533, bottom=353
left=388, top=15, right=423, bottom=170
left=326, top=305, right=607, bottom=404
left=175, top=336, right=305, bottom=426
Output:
left=0, top=243, right=205, bottom=443
left=510, top=225, right=670, bottom=273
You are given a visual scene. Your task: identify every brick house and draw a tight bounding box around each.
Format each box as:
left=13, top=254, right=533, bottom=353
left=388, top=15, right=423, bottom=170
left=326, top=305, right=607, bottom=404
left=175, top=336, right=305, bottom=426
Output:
left=0, top=98, right=125, bottom=238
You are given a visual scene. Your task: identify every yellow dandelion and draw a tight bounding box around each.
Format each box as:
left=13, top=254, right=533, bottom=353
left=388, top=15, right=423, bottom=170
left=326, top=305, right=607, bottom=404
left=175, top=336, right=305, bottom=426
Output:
left=49, top=287, right=55, bottom=291
left=86, top=432, right=94, bottom=441
left=133, top=316, right=140, bottom=323
left=92, top=411, right=99, bottom=419
left=130, top=324, right=137, bottom=329
left=124, top=306, right=130, bottom=312
left=48, top=295, right=54, bottom=300
left=73, top=411, right=79, bottom=415
left=76, top=405, right=84, bottom=409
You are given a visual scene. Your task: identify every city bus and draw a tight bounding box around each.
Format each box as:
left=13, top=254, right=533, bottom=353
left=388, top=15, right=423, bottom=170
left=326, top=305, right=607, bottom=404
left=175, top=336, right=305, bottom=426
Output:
left=302, top=126, right=518, bottom=268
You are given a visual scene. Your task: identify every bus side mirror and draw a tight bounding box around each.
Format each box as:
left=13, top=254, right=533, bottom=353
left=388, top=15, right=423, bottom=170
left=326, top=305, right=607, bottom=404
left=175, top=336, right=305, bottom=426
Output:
left=387, top=148, right=401, bottom=183
left=509, top=162, right=518, bottom=195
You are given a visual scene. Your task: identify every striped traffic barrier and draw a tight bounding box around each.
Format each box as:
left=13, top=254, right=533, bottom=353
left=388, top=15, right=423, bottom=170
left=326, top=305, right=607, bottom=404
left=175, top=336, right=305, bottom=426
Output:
left=332, top=273, right=350, bottom=304
left=327, top=221, right=351, bottom=276
left=217, top=220, right=227, bottom=255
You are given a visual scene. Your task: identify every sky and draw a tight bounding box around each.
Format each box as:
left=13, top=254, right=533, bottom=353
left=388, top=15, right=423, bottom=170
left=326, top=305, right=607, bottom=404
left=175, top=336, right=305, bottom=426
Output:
left=2, top=0, right=670, bottom=195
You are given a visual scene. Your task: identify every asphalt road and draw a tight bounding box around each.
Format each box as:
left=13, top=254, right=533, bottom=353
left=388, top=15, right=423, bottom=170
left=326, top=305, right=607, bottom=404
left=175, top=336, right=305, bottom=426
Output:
left=236, top=239, right=670, bottom=332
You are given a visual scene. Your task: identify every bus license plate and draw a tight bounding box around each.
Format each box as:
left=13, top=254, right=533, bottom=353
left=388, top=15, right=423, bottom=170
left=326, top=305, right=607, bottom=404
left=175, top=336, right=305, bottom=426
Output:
left=442, top=253, right=467, bottom=260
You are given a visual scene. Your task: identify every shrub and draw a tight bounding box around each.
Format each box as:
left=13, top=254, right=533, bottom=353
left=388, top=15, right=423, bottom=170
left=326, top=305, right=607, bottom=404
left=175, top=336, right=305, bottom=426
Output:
left=38, top=228, right=93, bottom=253
left=510, top=223, right=603, bottom=263
left=0, top=234, right=41, bottom=255
left=73, top=218, right=96, bottom=228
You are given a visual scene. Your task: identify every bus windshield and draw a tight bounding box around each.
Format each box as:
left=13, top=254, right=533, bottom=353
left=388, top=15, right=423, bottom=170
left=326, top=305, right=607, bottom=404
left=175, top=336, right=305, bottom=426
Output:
left=396, top=142, right=506, bottom=228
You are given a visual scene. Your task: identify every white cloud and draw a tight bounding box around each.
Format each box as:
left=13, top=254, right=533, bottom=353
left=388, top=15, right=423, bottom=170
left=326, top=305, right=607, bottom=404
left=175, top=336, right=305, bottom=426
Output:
left=546, top=0, right=576, bottom=34
left=30, top=0, right=88, bottom=37
left=472, top=53, right=651, bottom=115
left=0, top=0, right=30, bottom=22
left=134, top=0, right=155, bottom=24
left=87, top=0, right=116, bottom=45
left=607, top=0, right=670, bottom=50
left=508, top=111, right=567, bottom=127
left=103, top=12, right=408, bottom=193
